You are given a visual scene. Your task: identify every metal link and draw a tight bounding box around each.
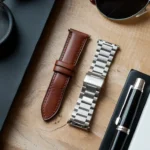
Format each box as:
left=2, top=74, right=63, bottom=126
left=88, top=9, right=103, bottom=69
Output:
left=68, top=39, right=119, bottom=130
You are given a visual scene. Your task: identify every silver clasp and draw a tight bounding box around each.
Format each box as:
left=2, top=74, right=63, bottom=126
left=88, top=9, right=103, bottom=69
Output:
left=84, top=71, right=104, bottom=90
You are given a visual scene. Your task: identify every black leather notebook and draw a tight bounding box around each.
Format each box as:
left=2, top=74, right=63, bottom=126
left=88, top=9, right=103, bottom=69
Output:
left=99, top=70, right=150, bottom=150
left=0, top=0, right=55, bottom=131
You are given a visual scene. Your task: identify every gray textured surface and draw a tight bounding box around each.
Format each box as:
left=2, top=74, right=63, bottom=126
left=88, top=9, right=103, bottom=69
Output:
left=0, top=0, right=55, bottom=131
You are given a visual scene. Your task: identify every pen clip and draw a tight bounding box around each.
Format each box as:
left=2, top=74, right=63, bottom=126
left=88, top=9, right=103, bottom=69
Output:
left=115, top=85, right=133, bottom=125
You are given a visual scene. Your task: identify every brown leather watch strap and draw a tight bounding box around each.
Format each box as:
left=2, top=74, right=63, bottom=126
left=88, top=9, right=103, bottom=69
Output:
left=41, top=29, right=90, bottom=121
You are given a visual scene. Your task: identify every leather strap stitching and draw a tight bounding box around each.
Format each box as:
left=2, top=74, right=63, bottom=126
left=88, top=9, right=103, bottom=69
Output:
left=42, top=30, right=89, bottom=120
left=42, top=37, right=87, bottom=119
left=60, top=30, right=72, bottom=60
left=51, top=38, right=87, bottom=117
left=42, top=73, right=57, bottom=119
left=53, top=77, right=69, bottom=115
left=42, top=30, right=73, bottom=119
left=73, top=38, right=87, bottom=65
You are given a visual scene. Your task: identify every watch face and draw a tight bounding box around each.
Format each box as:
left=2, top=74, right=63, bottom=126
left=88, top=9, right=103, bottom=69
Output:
left=96, top=0, right=148, bottom=19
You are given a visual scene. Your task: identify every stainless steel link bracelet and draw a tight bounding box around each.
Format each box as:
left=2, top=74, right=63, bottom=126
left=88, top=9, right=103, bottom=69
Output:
left=68, top=39, right=119, bottom=130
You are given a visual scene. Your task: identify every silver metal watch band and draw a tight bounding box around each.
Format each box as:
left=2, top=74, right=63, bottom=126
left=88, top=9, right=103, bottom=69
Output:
left=68, top=40, right=119, bottom=130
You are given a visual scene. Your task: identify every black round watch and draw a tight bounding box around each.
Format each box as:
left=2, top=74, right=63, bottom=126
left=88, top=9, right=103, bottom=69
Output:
left=0, top=0, right=15, bottom=58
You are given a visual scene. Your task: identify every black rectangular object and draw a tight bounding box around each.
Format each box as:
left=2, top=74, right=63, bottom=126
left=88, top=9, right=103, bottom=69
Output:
left=0, top=0, right=55, bottom=131
left=99, top=70, right=150, bottom=150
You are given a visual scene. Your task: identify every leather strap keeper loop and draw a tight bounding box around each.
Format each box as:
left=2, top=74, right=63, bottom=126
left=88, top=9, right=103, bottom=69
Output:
left=55, top=60, right=75, bottom=71
left=53, top=66, right=74, bottom=77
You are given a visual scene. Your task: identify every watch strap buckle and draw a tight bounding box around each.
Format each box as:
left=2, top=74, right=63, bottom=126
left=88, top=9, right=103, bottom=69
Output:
left=84, top=71, right=104, bottom=90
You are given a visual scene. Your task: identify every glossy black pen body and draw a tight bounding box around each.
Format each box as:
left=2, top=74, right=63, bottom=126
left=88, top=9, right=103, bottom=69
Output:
left=110, top=78, right=145, bottom=150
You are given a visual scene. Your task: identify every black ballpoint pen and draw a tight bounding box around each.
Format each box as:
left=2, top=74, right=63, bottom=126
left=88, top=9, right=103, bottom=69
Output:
left=110, top=78, right=145, bottom=150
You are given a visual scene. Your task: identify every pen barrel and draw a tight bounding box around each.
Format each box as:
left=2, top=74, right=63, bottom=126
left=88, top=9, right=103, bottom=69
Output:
left=110, top=130, right=127, bottom=150
left=110, top=78, right=145, bottom=150
left=110, top=88, right=141, bottom=150
left=120, top=89, right=142, bottom=128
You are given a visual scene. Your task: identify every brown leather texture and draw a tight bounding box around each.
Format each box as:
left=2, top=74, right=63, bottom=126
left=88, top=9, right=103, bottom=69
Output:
left=41, top=29, right=90, bottom=121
